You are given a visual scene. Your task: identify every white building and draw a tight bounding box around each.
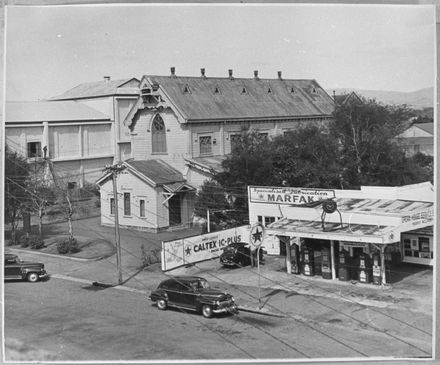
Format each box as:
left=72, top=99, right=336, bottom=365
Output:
left=248, top=182, right=434, bottom=284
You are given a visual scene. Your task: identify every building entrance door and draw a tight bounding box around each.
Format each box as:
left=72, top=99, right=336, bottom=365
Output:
left=169, top=194, right=182, bottom=226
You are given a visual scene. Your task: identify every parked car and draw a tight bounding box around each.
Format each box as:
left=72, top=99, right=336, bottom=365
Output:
left=220, top=242, right=264, bottom=267
left=4, top=253, right=48, bottom=282
left=149, top=276, right=238, bottom=318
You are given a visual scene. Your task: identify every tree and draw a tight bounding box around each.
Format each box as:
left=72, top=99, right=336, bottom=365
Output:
left=215, top=130, right=276, bottom=225
left=5, top=145, right=30, bottom=243
left=331, top=99, right=415, bottom=188
left=271, top=126, right=342, bottom=189
left=194, top=180, right=234, bottom=231
left=24, top=160, right=56, bottom=240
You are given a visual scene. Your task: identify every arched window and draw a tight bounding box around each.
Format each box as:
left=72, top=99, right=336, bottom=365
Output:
left=152, top=114, right=167, bottom=153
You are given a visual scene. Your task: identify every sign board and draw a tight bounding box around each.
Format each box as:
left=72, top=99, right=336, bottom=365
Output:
left=162, top=226, right=249, bottom=271
left=248, top=186, right=335, bottom=205
left=249, top=223, right=265, bottom=248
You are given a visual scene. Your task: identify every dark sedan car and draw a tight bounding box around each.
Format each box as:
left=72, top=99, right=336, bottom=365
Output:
left=149, top=276, right=238, bottom=318
left=220, top=242, right=264, bottom=267
left=4, top=253, right=48, bottom=282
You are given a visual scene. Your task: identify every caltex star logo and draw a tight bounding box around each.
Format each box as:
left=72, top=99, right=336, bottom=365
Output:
left=252, top=228, right=263, bottom=243
left=185, top=246, right=192, bottom=255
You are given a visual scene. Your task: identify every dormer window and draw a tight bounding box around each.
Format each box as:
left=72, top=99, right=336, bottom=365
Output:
left=213, top=86, right=221, bottom=95
left=312, top=87, right=317, bottom=93
left=267, top=87, right=272, bottom=94
left=289, top=87, right=295, bottom=93
left=241, top=87, right=247, bottom=94
left=183, top=84, right=191, bottom=94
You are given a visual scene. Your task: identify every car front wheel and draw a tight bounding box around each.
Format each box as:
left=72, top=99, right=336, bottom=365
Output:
left=157, top=299, right=167, bottom=310
left=202, top=305, right=213, bottom=318
left=27, top=273, right=39, bottom=283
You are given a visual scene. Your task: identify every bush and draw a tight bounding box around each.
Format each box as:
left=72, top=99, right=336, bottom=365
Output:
left=56, top=237, right=81, bottom=254
left=28, top=234, right=45, bottom=250
left=19, top=234, right=30, bottom=248
left=56, top=239, right=70, bottom=254
left=69, top=238, right=80, bottom=253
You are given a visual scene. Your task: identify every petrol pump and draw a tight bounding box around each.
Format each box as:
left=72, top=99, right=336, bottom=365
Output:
left=301, top=245, right=315, bottom=276
left=358, top=253, right=372, bottom=283
left=321, top=247, right=332, bottom=279
left=372, top=251, right=381, bottom=285
left=338, top=249, right=350, bottom=281
left=290, top=243, right=300, bottom=274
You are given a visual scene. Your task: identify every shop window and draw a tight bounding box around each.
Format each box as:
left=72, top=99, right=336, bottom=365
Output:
left=418, top=237, right=430, bottom=252
left=259, top=132, right=269, bottom=140
left=264, top=216, right=275, bottom=227
left=257, top=216, right=263, bottom=224
left=199, top=136, right=212, bottom=155
left=124, top=193, right=131, bottom=216
left=27, top=141, right=41, bottom=158
left=152, top=114, right=167, bottom=154
left=110, top=198, right=115, bottom=215
left=140, top=199, right=145, bottom=218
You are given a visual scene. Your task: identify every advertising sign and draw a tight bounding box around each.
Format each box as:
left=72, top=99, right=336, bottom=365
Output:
left=248, top=186, right=335, bottom=205
left=162, top=226, right=249, bottom=271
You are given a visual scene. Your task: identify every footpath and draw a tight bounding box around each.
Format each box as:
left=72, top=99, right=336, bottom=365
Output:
left=5, top=216, right=433, bottom=317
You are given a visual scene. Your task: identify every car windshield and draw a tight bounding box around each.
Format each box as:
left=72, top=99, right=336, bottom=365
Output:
left=192, top=279, right=210, bottom=291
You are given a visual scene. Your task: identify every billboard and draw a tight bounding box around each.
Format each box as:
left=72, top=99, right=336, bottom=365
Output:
left=248, top=186, right=335, bottom=205
left=162, top=226, right=249, bottom=271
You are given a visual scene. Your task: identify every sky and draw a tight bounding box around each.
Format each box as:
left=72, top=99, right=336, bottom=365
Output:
left=4, top=3, right=436, bottom=101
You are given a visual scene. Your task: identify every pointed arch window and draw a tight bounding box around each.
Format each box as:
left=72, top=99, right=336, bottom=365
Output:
left=152, top=114, right=167, bottom=154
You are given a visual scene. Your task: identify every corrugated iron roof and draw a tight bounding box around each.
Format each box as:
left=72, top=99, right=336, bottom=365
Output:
left=50, top=78, right=140, bottom=100
left=185, top=155, right=226, bottom=174
left=5, top=101, right=110, bottom=123
left=335, top=197, right=432, bottom=215
left=145, top=76, right=335, bottom=121
left=267, top=218, right=395, bottom=243
left=125, top=159, right=185, bottom=186
left=413, top=122, right=433, bottom=135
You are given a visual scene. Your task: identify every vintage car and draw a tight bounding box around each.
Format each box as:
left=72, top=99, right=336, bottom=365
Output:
left=220, top=242, right=264, bottom=267
left=149, top=276, right=238, bottom=318
left=4, top=253, right=48, bottom=282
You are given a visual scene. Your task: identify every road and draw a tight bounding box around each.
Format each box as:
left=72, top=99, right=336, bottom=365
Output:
left=4, top=252, right=432, bottom=362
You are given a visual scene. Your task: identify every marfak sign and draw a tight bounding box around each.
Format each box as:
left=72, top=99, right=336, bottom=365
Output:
left=248, top=186, right=336, bottom=205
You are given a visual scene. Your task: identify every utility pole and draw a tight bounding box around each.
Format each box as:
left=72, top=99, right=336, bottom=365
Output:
left=104, top=163, right=126, bottom=285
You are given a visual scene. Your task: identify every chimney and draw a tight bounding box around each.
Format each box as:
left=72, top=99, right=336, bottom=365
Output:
left=170, top=67, right=176, bottom=77
left=228, top=69, right=234, bottom=79
left=103, top=76, right=111, bottom=82
left=277, top=71, right=282, bottom=80
left=254, top=70, right=259, bottom=80
left=201, top=68, right=206, bottom=79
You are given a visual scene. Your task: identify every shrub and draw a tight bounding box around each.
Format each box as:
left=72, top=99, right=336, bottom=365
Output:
left=29, top=235, right=45, bottom=250
left=19, top=234, right=30, bottom=248
left=69, top=238, right=80, bottom=253
left=56, top=239, right=70, bottom=254
left=56, top=237, right=81, bottom=254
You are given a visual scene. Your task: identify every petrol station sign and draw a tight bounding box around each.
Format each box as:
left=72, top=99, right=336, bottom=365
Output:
left=248, top=186, right=335, bottom=205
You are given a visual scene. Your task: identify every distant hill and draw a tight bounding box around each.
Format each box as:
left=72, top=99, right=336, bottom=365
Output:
left=327, top=87, right=434, bottom=110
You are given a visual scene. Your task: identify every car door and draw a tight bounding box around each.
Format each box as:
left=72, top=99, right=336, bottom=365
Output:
left=4, top=257, right=22, bottom=279
left=165, top=280, right=184, bottom=306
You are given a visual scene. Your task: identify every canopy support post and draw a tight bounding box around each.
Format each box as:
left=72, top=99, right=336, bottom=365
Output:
left=330, top=240, right=336, bottom=280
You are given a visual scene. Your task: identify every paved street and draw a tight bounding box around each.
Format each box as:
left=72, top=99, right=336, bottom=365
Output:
left=4, top=226, right=433, bottom=362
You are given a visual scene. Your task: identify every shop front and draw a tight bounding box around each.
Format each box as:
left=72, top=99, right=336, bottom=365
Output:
left=248, top=183, right=434, bottom=285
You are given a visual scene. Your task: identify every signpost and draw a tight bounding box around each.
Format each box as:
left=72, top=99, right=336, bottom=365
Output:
left=249, top=223, right=265, bottom=309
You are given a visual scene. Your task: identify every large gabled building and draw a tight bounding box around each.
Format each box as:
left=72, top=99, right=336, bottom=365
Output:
left=123, top=68, right=335, bottom=188
left=97, top=68, right=336, bottom=231
left=5, top=77, right=140, bottom=186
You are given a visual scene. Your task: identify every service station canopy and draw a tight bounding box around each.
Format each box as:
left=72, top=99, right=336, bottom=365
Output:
left=249, top=186, right=434, bottom=246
